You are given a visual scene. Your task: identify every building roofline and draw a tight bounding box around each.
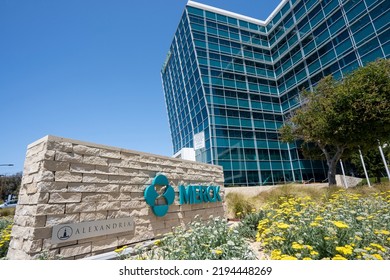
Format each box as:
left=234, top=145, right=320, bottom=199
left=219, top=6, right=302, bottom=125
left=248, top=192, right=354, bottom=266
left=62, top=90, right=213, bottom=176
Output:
left=187, top=0, right=266, bottom=25
left=187, top=0, right=289, bottom=26
left=264, top=0, right=289, bottom=24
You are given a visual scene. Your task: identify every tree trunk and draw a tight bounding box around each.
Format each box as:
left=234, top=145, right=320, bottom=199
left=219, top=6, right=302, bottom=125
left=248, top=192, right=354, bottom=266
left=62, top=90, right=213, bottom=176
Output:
left=318, top=143, right=344, bottom=187
left=327, top=160, right=337, bottom=186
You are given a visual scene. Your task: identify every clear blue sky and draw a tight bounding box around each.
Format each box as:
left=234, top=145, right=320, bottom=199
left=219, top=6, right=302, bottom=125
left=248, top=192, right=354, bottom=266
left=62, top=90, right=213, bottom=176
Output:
left=0, top=0, right=281, bottom=175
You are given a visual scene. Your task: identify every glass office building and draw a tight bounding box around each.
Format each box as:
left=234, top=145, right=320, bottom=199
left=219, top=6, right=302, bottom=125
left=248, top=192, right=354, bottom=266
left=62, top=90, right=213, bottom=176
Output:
left=161, top=0, right=390, bottom=186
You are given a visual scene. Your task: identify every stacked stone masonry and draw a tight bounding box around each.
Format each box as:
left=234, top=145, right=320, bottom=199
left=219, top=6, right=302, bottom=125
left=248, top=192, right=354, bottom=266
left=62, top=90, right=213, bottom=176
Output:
left=7, top=135, right=225, bottom=259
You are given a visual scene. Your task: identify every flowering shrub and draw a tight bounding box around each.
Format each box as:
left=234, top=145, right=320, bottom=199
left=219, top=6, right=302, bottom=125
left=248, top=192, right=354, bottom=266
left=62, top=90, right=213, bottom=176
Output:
left=256, top=190, right=390, bottom=260
left=0, top=218, right=12, bottom=259
left=237, top=210, right=266, bottom=239
left=134, top=216, right=256, bottom=260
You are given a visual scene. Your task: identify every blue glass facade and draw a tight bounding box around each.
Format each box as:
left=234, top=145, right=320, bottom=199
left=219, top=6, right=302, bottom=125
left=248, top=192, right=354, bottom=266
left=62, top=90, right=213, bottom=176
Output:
left=161, top=0, right=390, bottom=186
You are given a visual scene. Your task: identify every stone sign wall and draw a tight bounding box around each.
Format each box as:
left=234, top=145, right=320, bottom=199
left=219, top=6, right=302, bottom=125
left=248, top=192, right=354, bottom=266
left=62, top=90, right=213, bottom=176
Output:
left=7, top=136, right=225, bottom=259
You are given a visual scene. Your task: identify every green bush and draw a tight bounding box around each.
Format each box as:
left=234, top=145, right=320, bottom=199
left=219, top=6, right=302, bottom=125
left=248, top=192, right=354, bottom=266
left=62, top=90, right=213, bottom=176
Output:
left=0, top=208, right=15, bottom=217
left=225, top=192, right=254, bottom=218
left=237, top=210, right=267, bottom=239
left=133, top=216, right=256, bottom=260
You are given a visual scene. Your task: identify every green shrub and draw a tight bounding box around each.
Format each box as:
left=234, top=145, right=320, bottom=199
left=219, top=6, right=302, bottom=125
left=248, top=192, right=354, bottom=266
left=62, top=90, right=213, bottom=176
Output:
left=225, top=192, right=254, bottom=218
left=237, top=210, right=266, bottom=239
left=133, top=216, right=256, bottom=260
left=255, top=185, right=326, bottom=205
left=0, top=208, right=15, bottom=217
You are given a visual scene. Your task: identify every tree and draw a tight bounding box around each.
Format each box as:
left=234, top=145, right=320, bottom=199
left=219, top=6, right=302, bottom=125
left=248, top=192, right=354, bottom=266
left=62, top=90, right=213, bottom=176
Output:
left=348, top=147, right=390, bottom=183
left=0, top=172, right=22, bottom=201
left=280, top=59, right=390, bottom=186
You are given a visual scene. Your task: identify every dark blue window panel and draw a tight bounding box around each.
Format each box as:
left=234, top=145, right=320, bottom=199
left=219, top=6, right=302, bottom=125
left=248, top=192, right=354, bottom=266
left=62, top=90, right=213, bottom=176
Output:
left=364, top=0, right=380, bottom=8
left=358, top=37, right=381, bottom=56
left=328, top=17, right=346, bottom=34
left=372, top=12, right=390, bottom=32
left=353, top=23, right=375, bottom=44
left=305, top=0, right=318, bottom=11
left=344, top=0, right=364, bottom=13
left=187, top=6, right=204, bottom=16
left=346, top=1, right=366, bottom=22
left=335, top=38, right=353, bottom=56
left=350, top=14, right=371, bottom=33
left=310, top=10, right=325, bottom=28
left=323, top=0, right=339, bottom=15
left=369, top=0, right=390, bottom=19
left=361, top=47, right=384, bottom=64
left=294, top=6, right=306, bottom=21
left=382, top=41, right=390, bottom=57
left=378, top=28, right=390, bottom=44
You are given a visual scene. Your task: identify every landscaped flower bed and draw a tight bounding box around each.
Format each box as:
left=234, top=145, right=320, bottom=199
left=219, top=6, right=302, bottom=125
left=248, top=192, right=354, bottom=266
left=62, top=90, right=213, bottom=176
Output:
left=130, top=216, right=256, bottom=260
left=255, top=189, right=390, bottom=260
left=0, top=218, right=13, bottom=259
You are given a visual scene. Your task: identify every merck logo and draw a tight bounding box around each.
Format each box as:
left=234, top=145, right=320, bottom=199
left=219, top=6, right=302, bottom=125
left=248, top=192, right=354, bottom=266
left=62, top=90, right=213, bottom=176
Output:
left=179, top=185, right=221, bottom=205
left=144, top=174, right=175, bottom=217
left=145, top=174, right=222, bottom=217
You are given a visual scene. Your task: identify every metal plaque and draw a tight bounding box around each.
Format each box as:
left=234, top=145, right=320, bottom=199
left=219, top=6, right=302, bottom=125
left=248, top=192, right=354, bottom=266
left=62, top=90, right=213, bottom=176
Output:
left=51, top=217, right=134, bottom=244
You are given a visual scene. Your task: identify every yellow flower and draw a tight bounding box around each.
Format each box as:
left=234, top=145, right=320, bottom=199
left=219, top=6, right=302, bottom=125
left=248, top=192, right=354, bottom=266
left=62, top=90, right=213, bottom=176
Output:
left=310, top=250, right=319, bottom=256
left=315, top=216, right=324, bottom=221
left=304, top=245, right=313, bottom=251
left=213, top=249, right=223, bottom=255
left=375, top=229, right=390, bottom=235
left=271, top=249, right=282, bottom=260
left=370, top=243, right=386, bottom=252
left=310, top=222, right=320, bottom=227
left=292, top=242, right=304, bottom=250
left=251, top=208, right=256, bottom=213
left=263, top=229, right=271, bottom=235
left=280, top=255, right=298, bottom=260
left=372, top=254, right=383, bottom=260
left=332, top=221, right=349, bottom=229
left=114, top=245, right=128, bottom=254
left=276, top=223, right=290, bottom=229
left=336, top=245, right=353, bottom=256
left=154, top=240, right=161, bottom=246
left=303, top=257, right=312, bottom=260
left=272, top=236, right=285, bottom=242
left=332, top=254, right=347, bottom=260
left=324, top=236, right=331, bottom=240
